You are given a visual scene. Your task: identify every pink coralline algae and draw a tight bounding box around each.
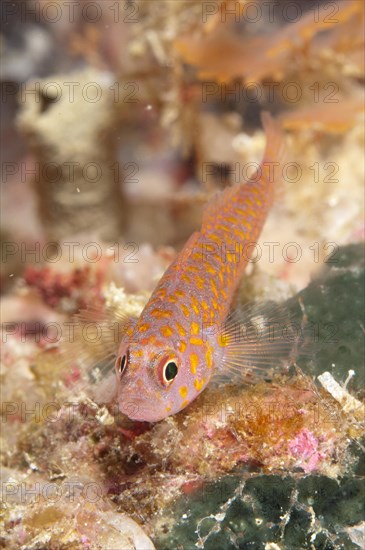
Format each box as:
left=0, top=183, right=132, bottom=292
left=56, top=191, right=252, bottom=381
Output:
left=288, top=428, right=324, bottom=473
left=23, top=265, right=105, bottom=312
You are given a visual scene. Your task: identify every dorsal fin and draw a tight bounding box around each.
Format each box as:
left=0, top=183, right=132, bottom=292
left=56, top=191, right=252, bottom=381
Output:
left=178, top=231, right=201, bottom=264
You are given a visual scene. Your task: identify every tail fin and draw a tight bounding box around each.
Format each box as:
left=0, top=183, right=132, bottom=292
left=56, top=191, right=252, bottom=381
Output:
left=202, top=112, right=286, bottom=227
left=259, top=111, right=287, bottom=197
left=261, top=111, right=286, bottom=163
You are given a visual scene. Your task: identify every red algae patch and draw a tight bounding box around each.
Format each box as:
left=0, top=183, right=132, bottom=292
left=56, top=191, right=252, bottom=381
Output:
left=128, top=375, right=360, bottom=481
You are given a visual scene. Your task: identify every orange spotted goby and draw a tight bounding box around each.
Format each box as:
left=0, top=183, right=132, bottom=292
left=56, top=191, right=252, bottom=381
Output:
left=114, top=112, right=290, bottom=421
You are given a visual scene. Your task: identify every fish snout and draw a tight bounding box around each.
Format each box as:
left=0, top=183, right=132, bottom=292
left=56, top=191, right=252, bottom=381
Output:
left=118, top=397, right=165, bottom=422
left=116, top=370, right=167, bottom=421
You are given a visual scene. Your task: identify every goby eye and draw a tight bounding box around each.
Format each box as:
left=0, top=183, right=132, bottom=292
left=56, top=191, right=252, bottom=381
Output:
left=116, top=351, right=129, bottom=377
left=158, top=358, right=178, bottom=387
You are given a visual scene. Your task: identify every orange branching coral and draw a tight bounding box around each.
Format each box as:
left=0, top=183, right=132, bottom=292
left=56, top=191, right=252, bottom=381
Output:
left=175, top=0, right=363, bottom=83
left=175, top=29, right=276, bottom=83
left=279, top=98, right=365, bottom=135
left=268, top=0, right=361, bottom=56
left=202, top=0, right=248, bottom=34
left=310, top=4, right=365, bottom=77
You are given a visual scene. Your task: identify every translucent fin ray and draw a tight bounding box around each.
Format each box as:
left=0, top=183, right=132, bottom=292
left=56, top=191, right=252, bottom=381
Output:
left=58, top=298, right=138, bottom=403
left=215, top=298, right=311, bottom=383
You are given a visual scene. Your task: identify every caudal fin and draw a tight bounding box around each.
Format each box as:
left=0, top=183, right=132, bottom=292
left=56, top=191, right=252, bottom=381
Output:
left=201, top=112, right=286, bottom=228
left=261, top=112, right=286, bottom=163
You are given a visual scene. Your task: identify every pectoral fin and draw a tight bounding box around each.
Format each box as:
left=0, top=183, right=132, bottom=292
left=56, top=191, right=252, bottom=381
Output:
left=215, top=298, right=311, bottom=383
